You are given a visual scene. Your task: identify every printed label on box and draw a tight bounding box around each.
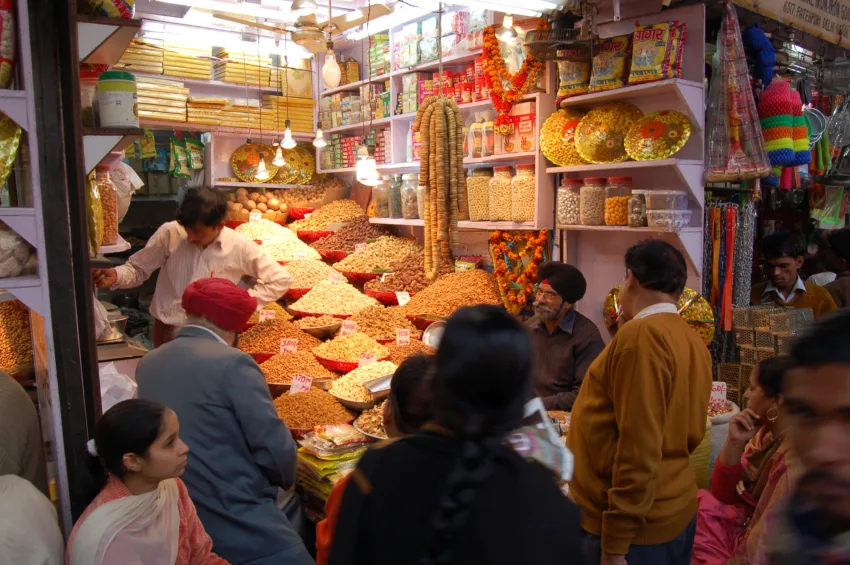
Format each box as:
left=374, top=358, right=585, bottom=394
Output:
left=289, top=374, right=313, bottom=394
left=280, top=338, right=298, bottom=354
left=258, top=309, right=276, bottom=322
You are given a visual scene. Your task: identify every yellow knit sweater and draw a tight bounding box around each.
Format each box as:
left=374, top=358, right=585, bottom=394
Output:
left=750, top=280, right=838, bottom=318
left=568, top=312, right=712, bottom=555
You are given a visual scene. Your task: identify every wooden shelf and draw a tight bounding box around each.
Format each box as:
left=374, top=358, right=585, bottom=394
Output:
left=77, top=15, right=141, bottom=66
left=320, top=75, right=391, bottom=97
left=0, top=207, right=37, bottom=247
left=320, top=152, right=538, bottom=175
left=0, top=274, right=43, bottom=314
left=140, top=119, right=314, bottom=139
left=324, top=117, right=392, bottom=135
left=82, top=127, right=144, bottom=174
left=558, top=225, right=701, bottom=233
left=392, top=49, right=482, bottom=76
left=0, top=90, right=29, bottom=131
left=369, top=217, right=538, bottom=230
left=132, top=72, right=281, bottom=94
left=212, top=181, right=313, bottom=189
left=547, top=158, right=701, bottom=174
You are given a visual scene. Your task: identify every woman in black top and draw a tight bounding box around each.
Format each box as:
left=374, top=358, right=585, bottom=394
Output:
left=329, top=305, right=584, bottom=565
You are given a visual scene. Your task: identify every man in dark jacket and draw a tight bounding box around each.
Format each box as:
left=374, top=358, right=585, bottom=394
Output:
left=526, top=262, right=605, bottom=411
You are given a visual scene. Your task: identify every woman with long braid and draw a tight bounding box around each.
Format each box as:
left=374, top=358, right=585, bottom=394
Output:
left=328, top=305, right=584, bottom=565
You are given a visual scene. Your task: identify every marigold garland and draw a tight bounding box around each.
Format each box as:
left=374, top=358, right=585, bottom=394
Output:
left=483, top=19, right=548, bottom=134
left=489, top=230, right=548, bottom=315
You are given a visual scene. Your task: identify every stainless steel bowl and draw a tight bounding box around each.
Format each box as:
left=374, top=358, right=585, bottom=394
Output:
left=422, top=321, right=446, bottom=349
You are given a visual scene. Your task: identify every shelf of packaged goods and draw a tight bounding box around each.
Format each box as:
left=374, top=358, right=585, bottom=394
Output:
left=557, top=78, right=705, bottom=131
left=320, top=76, right=392, bottom=98
left=319, top=152, right=539, bottom=175
left=324, top=117, right=392, bottom=135
left=139, top=119, right=315, bottom=139
left=0, top=275, right=43, bottom=315
left=132, top=72, right=281, bottom=95
left=77, top=15, right=142, bottom=66
left=390, top=93, right=538, bottom=122
left=369, top=217, right=538, bottom=230
left=212, top=181, right=313, bottom=189
left=82, top=127, right=144, bottom=174
left=558, top=225, right=701, bottom=234
left=0, top=207, right=37, bottom=247
left=391, top=49, right=482, bottom=76
left=0, top=90, right=29, bottom=131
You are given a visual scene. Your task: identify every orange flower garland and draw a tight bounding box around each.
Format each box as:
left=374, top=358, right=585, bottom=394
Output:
left=482, top=19, right=548, bottom=134
left=489, top=230, right=549, bottom=315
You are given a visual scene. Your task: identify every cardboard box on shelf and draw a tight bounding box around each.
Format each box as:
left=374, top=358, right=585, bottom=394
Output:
left=513, top=101, right=537, bottom=153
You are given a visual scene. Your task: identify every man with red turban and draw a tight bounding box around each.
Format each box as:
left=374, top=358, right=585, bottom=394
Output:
left=137, top=278, right=313, bottom=565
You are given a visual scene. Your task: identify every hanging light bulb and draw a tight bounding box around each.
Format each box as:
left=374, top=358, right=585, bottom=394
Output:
left=313, top=122, right=327, bottom=148
left=498, top=14, right=518, bottom=42
left=255, top=153, right=270, bottom=181
left=273, top=145, right=285, bottom=167
left=355, top=144, right=371, bottom=183
left=290, top=0, right=318, bottom=18
left=281, top=119, right=297, bottom=149
left=321, top=41, right=341, bottom=89
left=355, top=144, right=381, bottom=186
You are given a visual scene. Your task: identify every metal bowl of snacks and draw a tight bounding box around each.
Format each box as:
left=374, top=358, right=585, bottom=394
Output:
left=301, top=322, right=342, bottom=340
left=422, top=321, right=447, bottom=349
left=329, top=392, right=378, bottom=412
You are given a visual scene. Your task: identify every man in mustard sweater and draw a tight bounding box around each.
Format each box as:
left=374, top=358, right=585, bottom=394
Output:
left=750, top=231, right=837, bottom=318
left=569, top=241, right=712, bottom=565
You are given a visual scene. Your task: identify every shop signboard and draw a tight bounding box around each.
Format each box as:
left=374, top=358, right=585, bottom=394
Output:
left=734, top=0, right=850, bottom=46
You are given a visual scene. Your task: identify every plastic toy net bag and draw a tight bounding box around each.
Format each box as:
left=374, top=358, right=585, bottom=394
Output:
left=705, top=3, right=770, bottom=182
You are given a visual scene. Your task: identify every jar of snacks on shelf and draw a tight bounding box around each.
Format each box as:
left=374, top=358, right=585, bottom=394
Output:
left=604, top=177, right=632, bottom=226
left=372, top=180, right=389, bottom=218
left=580, top=177, right=606, bottom=226
left=628, top=190, right=647, bottom=227
left=96, top=164, right=118, bottom=246
left=401, top=174, right=419, bottom=219
left=556, top=178, right=582, bottom=226
left=511, top=164, right=536, bottom=222
left=416, top=184, right=427, bottom=219
left=466, top=168, right=492, bottom=221
left=389, top=175, right=403, bottom=218
left=489, top=166, right=513, bottom=221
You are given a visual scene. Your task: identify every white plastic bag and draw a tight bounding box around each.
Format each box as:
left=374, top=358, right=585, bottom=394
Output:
left=99, top=362, right=137, bottom=412
left=110, top=161, right=144, bottom=224
left=92, top=294, right=111, bottom=340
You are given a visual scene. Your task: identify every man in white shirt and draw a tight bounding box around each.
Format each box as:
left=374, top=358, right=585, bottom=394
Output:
left=93, top=188, right=292, bottom=346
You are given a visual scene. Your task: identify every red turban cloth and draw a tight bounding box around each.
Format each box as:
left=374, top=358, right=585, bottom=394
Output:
left=182, top=278, right=258, bottom=333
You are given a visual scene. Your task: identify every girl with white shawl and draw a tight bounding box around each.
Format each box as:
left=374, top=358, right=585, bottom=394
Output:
left=66, top=399, right=228, bottom=565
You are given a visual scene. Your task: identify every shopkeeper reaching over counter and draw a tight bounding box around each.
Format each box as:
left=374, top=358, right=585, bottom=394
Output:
left=526, top=262, right=605, bottom=412
left=92, top=188, right=292, bottom=347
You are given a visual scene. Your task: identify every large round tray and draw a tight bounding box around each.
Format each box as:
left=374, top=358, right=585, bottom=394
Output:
left=297, top=230, right=332, bottom=243
left=365, top=288, right=417, bottom=305
left=288, top=308, right=351, bottom=320
left=313, top=353, right=390, bottom=374
left=339, top=270, right=381, bottom=285
left=316, top=249, right=348, bottom=263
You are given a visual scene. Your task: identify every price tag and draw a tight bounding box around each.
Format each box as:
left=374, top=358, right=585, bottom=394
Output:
left=354, top=243, right=368, bottom=253
left=249, top=211, right=262, bottom=222
left=381, top=272, right=394, bottom=283
left=328, top=271, right=345, bottom=284
left=258, top=309, right=276, bottom=322
left=280, top=338, right=298, bottom=354
left=396, top=329, right=410, bottom=346
left=304, top=212, right=313, bottom=219
left=395, top=291, right=411, bottom=306
left=293, top=251, right=307, bottom=260
left=711, top=381, right=727, bottom=402
left=358, top=352, right=378, bottom=367
left=289, top=374, right=313, bottom=394
left=340, top=320, right=358, bottom=337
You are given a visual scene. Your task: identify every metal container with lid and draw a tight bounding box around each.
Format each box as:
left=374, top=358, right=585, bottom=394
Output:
left=401, top=173, right=419, bottom=219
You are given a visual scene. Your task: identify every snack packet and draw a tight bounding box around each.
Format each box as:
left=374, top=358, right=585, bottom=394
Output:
left=589, top=35, right=631, bottom=92
left=139, top=129, right=156, bottom=159
left=666, top=22, right=687, bottom=80
left=628, top=21, right=675, bottom=85
left=170, top=137, right=191, bottom=178
left=313, top=424, right=371, bottom=447
left=185, top=137, right=204, bottom=170
left=556, top=46, right=591, bottom=98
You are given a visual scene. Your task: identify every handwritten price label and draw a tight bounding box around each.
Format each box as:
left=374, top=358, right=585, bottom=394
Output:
left=293, top=251, right=307, bottom=260
left=711, top=381, right=727, bottom=401
left=289, top=374, right=313, bottom=394
left=396, top=329, right=410, bottom=346
left=340, top=320, right=358, bottom=337
left=354, top=243, right=368, bottom=253
left=395, top=291, right=411, bottom=306
left=328, top=271, right=345, bottom=284
left=280, top=338, right=298, bottom=354
left=249, top=211, right=262, bottom=222
left=381, top=272, right=394, bottom=283
left=358, top=352, right=378, bottom=367
left=258, top=309, right=276, bottom=322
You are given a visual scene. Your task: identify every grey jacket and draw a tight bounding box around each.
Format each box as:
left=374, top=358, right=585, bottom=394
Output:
left=137, top=326, right=314, bottom=565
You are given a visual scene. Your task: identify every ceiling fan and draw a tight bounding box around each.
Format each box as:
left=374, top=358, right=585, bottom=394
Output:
left=212, top=1, right=391, bottom=54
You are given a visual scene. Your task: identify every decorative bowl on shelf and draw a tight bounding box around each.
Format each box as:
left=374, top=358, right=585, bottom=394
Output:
left=624, top=110, right=692, bottom=161
left=231, top=142, right=279, bottom=183
left=574, top=102, right=643, bottom=164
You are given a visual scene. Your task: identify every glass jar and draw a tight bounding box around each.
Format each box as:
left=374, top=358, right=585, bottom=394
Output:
left=96, top=164, right=118, bottom=246
left=80, top=68, right=99, bottom=127
left=416, top=184, right=427, bottom=219
left=628, top=190, right=648, bottom=227
left=511, top=164, right=536, bottom=222
left=389, top=175, right=403, bottom=218
left=466, top=168, right=492, bottom=221
left=489, top=166, right=513, bottom=221
left=401, top=173, right=419, bottom=219
left=372, top=181, right=389, bottom=218
left=556, top=178, right=582, bottom=226
left=580, top=177, right=606, bottom=226
left=604, top=176, right=632, bottom=226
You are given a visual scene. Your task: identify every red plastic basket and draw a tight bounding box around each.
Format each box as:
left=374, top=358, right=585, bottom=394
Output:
left=313, top=353, right=390, bottom=374
left=225, top=220, right=246, bottom=230
left=284, top=288, right=310, bottom=301
left=249, top=353, right=275, bottom=364
left=406, top=315, right=444, bottom=331
left=288, top=308, right=351, bottom=320
left=288, top=207, right=316, bottom=220
left=365, top=289, right=417, bottom=305
left=316, top=249, right=348, bottom=263
left=297, top=230, right=332, bottom=243
left=339, top=270, right=381, bottom=285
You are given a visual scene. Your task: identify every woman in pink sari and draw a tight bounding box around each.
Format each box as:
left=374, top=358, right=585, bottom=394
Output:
left=693, top=356, right=801, bottom=565
left=66, top=399, right=228, bottom=565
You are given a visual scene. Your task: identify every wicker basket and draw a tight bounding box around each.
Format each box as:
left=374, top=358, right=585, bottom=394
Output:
left=734, top=328, right=755, bottom=347
left=740, top=345, right=759, bottom=365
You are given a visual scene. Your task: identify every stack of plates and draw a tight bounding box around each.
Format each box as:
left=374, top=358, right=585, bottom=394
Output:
left=136, top=77, right=188, bottom=123
left=162, top=41, right=211, bottom=80
left=116, top=39, right=164, bottom=74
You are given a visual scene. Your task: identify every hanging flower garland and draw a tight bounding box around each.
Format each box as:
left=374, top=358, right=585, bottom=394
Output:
left=483, top=19, right=548, bottom=134
left=489, top=230, right=549, bottom=315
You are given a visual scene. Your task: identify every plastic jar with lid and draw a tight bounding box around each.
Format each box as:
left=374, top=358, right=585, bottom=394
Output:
left=604, top=176, right=632, bottom=226
left=466, top=168, right=492, bottom=221
left=372, top=181, right=389, bottom=218
left=96, top=165, right=119, bottom=246
left=97, top=70, right=138, bottom=128
left=557, top=179, right=582, bottom=225
left=401, top=173, right=419, bottom=219
left=511, top=164, right=536, bottom=222
left=628, top=190, right=648, bottom=227
left=489, top=166, right=513, bottom=221
left=580, top=177, right=606, bottom=226
left=389, top=175, right=403, bottom=218
left=80, top=67, right=100, bottom=127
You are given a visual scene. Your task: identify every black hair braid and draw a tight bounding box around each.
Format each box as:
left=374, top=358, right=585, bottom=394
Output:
left=420, top=437, right=500, bottom=565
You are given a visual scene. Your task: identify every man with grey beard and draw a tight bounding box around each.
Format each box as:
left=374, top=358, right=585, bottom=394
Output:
left=526, top=261, right=605, bottom=411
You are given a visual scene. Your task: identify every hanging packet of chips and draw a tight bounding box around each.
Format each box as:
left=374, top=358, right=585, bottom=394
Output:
left=589, top=35, right=631, bottom=92
left=666, top=22, right=687, bottom=80
left=556, top=45, right=591, bottom=99
left=185, top=137, right=204, bottom=170
left=629, top=21, right=677, bottom=85
left=139, top=130, right=157, bottom=159
left=170, top=137, right=191, bottom=178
